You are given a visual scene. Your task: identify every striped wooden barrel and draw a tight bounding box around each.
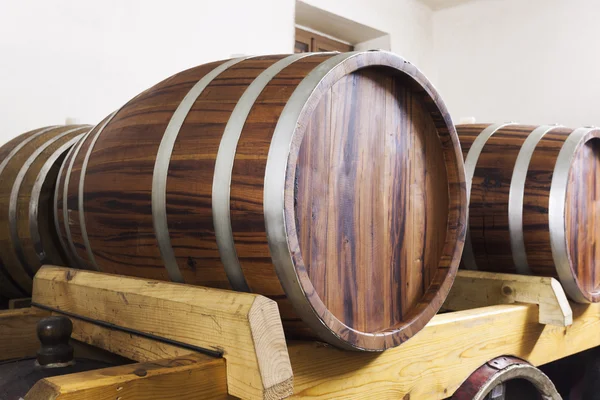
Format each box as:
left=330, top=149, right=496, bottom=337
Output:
left=0, top=125, right=90, bottom=298
left=56, top=51, right=467, bottom=351
left=458, top=123, right=600, bottom=303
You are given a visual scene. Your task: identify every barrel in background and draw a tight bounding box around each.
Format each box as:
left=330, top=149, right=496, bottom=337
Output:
left=55, top=51, right=467, bottom=351
left=0, top=125, right=91, bottom=298
left=458, top=123, right=600, bottom=303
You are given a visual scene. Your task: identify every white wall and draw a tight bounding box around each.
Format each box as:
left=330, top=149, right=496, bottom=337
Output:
left=433, top=0, right=600, bottom=127
left=305, top=0, right=435, bottom=76
left=0, top=0, right=436, bottom=143
left=0, top=0, right=295, bottom=141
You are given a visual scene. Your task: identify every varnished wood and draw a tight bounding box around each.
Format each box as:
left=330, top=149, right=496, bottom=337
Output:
left=67, top=314, right=195, bottom=362
left=56, top=52, right=467, bottom=350
left=25, top=354, right=230, bottom=400
left=295, top=68, right=448, bottom=333
left=0, top=125, right=89, bottom=297
left=458, top=123, right=600, bottom=303
left=32, top=266, right=293, bottom=400
left=566, top=136, right=600, bottom=297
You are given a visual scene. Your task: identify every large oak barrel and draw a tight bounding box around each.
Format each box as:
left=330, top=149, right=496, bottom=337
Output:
left=0, top=125, right=91, bottom=298
left=55, top=51, right=466, bottom=351
left=458, top=123, right=600, bottom=303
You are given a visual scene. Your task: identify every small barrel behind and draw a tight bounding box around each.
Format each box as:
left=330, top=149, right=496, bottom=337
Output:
left=458, top=123, right=600, bottom=303
left=0, top=125, right=90, bottom=298
left=452, top=356, right=560, bottom=400
left=55, top=51, right=467, bottom=351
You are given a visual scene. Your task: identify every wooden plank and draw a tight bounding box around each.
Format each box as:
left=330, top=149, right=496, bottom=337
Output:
left=444, top=270, right=573, bottom=326
left=32, top=266, right=293, bottom=400
left=8, top=297, right=32, bottom=309
left=0, top=307, right=49, bottom=361
left=288, top=302, right=600, bottom=399
left=25, top=353, right=230, bottom=400
left=66, top=313, right=195, bottom=362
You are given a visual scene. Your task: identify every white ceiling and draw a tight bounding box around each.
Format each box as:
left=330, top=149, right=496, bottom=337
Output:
left=418, top=0, right=480, bottom=11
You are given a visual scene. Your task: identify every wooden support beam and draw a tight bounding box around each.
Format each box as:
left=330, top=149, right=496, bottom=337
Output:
left=67, top=314, right=194, bottom=362
left=0, top=307, right=49, bottom=361
left=32, top=266, right=293, bottom=400
left=25, top=353, right=229, bottom=400
left=443, top=270, right=573, bottom=326
left=287, top=302, right=600, bottom=399
left=8, top=297, right=32, bottom=309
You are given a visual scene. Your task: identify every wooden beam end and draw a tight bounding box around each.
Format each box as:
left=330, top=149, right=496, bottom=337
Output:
left=249, top=296, right=294, bottom=398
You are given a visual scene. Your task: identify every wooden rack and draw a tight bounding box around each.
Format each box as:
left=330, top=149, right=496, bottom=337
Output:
left=3, top=266, right=600, bottom=399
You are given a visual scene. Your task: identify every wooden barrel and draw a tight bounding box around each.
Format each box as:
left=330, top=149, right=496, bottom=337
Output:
left=0, top=125, right=91, bottom=298
left=458, top=123, right=600, bottom=303
left=452, top=356, right=560, bottom=400
left=55, top=51, right=466, bottom=351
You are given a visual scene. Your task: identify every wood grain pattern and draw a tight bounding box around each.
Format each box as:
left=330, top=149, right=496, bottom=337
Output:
left=295, top=68, right=448, bottom=333
left=0, top=125, right=89, bottom=296
left=56, top=52, right=466, bottom=350
left=33, top=266, right=293, bottom=400
left=25, top=354, right=230, bottom=400
left=67, top=314, right=195, bottom=362
left=0, top=307, right=49, bottom=361
left=522, top=129, right=568, bottom=276
left=458, top=124, right=600, bottom=303
left=451, top=356, right=560, bottom=400
left=287, top=302, right=600, bottom=399
left=566, top=137, right=600, bottom=297
left=443, top=270, right=572, bottom=326
left=467, top=125, right=532, bottom=273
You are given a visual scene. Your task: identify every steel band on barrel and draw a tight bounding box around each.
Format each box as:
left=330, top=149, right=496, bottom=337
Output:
left=9, top=126, right=88, bottom=276
left=462, top=122, right=516, bottom=270
left=508, top=125, right=560, bottom=274
left=152, top=57, right=250, bottom=283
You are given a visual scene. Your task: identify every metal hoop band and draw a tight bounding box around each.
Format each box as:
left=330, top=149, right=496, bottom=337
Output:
left=508, top=125, right=561, bottom=274
left=10, top=126, right=88, bottom=276
left=34, top=135, right=83, bottom=264
left=549, top=127, right=597, bottom=303
left=462, top=123, right=517, bottom=270
left=212, top=53, right=316, bottom=292
left=152, top=57, right=250, bottom=283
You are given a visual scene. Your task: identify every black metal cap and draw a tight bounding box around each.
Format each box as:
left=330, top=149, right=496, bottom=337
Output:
left=36, top=315, right=74, bottom=367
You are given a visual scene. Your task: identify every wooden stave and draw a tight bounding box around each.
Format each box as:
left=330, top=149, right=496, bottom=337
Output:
left=19, top=134, right=86, bottom=274
left=56, top=52, right=467, bottom=351
left=458, top=123, right=600, bottom=303
left=0, top=125, right=90, bottom=296
left=0, top=127, right=55, bottom=298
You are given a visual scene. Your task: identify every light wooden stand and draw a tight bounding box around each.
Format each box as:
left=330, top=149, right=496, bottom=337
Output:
left=2, top=266, right=599, bottom=399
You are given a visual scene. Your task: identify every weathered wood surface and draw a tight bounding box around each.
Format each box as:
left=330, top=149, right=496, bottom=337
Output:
left=55, top=51, right=467, bottom=350
left=451, top=356, right=560, bottom=400
left=0, top=307, right=49, bottom=361
left=0, top=125, right=89, bottom=298
left=67, top=314, right=195, bottom=362
left=458, top=123, right=600, bottom=303
left=25, top=354, right=230, bottom=400
left=32, top=266, right=293, bottom=400
left=444, top=270, right=572, bottom=326
left=287, top=301, right=600, bottom=399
